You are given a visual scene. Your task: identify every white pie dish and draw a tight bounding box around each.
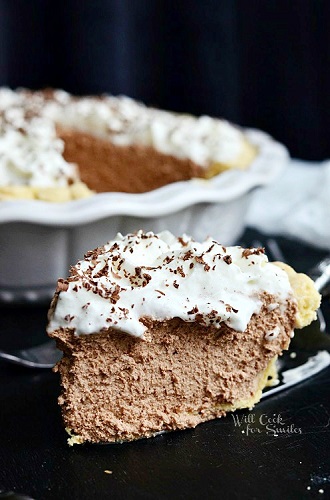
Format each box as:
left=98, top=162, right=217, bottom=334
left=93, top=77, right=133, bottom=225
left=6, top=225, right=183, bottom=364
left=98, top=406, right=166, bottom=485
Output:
left=0, top=128, right=288, bottom=303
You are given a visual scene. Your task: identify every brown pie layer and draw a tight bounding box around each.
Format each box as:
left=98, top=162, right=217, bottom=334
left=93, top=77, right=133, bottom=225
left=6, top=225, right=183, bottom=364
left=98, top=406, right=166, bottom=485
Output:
left=50, top=293, right=297, bottom=444
left=59, top=129, right=206, bottom=194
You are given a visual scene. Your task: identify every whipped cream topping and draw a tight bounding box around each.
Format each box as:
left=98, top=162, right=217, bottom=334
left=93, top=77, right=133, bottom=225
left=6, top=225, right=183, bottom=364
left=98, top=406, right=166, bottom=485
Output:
left=48, top=231, right=294, bottom=338
left=0, top=87, right=248, bottom=188
left=0, top=89, right=78, bottom=187
left=47, top=90, right=245, bottom=167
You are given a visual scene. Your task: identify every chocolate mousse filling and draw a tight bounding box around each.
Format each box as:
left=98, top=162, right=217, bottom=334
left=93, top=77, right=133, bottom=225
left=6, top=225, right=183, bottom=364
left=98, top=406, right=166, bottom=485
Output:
left=50, top=292, right=297, bottom=444
left=59, top=129, right=206, bottom=194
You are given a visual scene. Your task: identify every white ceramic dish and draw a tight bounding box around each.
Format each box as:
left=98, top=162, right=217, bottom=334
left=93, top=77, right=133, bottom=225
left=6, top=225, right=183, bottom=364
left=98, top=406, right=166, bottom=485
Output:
left=0, top=128, right=288, bottom=303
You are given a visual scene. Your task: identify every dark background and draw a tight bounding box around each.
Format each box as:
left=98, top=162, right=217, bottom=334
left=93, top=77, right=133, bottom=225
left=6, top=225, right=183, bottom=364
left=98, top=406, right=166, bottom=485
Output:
left=0, top=0, right=329, bottom=160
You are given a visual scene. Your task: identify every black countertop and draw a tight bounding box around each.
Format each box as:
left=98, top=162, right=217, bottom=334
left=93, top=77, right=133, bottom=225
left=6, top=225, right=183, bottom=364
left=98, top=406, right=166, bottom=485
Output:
left=1, top=229, right=329, bottom=500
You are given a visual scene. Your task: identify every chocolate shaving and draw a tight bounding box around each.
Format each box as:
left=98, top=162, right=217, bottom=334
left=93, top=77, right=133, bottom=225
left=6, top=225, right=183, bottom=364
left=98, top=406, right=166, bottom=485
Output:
left=242, top=247, right=265, bottom=258
left=176, top=266, right=186, bottom=278
left=110, top=284, right=121, bottom=304
left=56, top=279, right=69, bottom=292
left=178, top=237, right=188, bottom=247
left=187, top=306, right=199, bottom=314
left=205, top=244, right=215, bottom=253
left=64, top=314, right=75, bottom=322
left=94, top=262, right=109, bottom=278
left=182, top=250, right=193, bottom=261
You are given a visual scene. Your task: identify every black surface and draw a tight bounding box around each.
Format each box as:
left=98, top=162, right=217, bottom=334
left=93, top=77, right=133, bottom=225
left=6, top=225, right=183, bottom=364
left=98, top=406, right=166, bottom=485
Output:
left=0, top=229, right=330, bottom=500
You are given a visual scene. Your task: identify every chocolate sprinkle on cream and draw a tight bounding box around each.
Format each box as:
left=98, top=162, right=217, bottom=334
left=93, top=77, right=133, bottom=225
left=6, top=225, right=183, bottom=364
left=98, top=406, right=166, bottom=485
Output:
left=48, top=230, right=295, bottom=338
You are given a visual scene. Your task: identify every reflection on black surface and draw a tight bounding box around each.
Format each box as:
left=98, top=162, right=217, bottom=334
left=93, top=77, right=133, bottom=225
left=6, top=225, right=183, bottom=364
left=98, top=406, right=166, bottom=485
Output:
left=0, top=304, right=49, bottom=351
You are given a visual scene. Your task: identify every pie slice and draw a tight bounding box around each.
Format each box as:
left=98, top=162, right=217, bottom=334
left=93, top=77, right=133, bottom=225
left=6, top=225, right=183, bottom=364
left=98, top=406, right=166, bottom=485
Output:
left=47, top=231, right=321, bottom=444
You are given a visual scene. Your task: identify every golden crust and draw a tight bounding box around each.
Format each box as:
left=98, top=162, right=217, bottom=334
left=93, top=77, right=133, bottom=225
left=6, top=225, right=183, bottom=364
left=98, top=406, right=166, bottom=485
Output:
left=204, top=139, right=257, bottom=178
left=273, top=261, right=321, bottom=329
left=0, top=181, right=94, bottom=202
left=0, top=185, right=35, bottom=200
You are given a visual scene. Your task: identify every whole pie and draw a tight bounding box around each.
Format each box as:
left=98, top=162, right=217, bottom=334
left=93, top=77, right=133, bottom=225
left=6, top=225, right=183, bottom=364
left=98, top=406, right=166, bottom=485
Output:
left=0, top=88, right=257, bottom=201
